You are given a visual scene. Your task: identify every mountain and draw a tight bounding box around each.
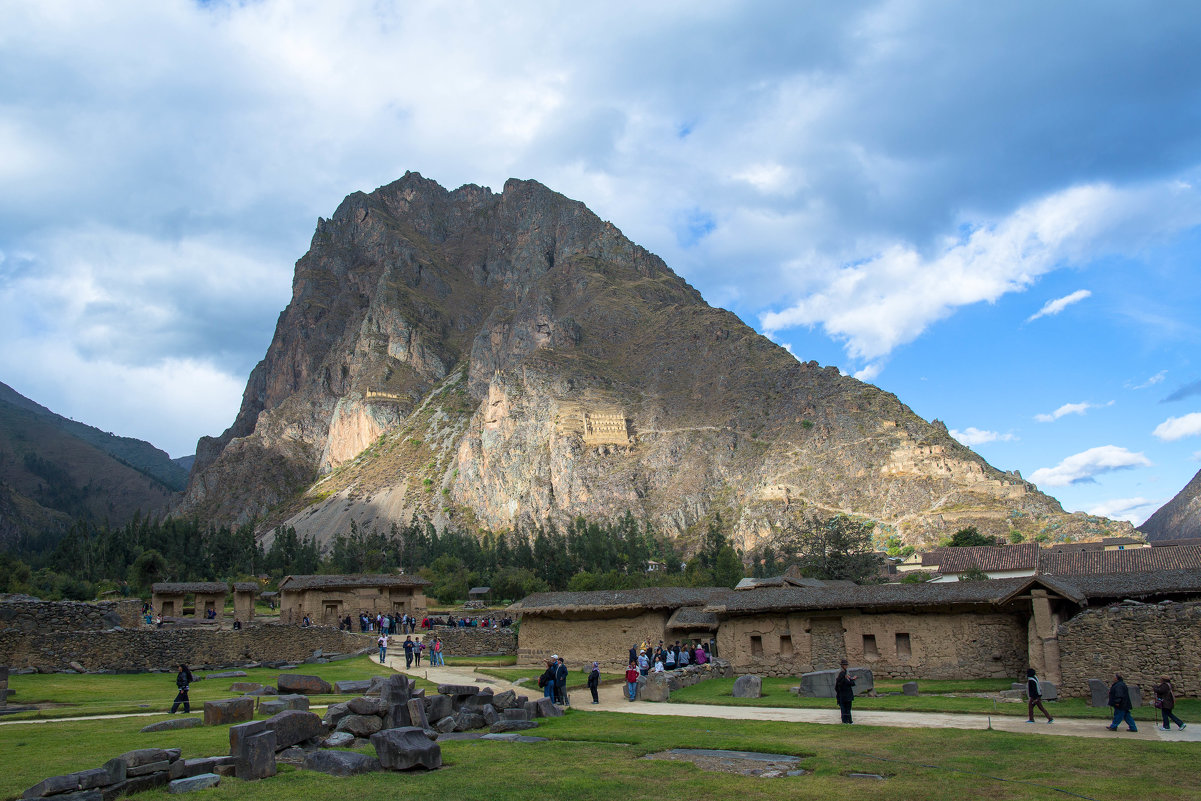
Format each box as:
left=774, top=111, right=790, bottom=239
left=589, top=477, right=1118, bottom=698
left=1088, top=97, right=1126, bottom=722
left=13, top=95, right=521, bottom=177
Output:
left=1139, top=468, right=1201, bottom=541
left=0, top=381, right=182, bottom=544
left=179, top=172, right=1132, bottom=551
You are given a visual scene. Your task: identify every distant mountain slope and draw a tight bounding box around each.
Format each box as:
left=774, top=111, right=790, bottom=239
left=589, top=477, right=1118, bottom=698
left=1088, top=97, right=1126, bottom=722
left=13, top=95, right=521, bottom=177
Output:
left=1140, top=468, right=1201, bottom=541
left=0, top=383, right=181, bottom=545
left=0, top=382, right=189, bottom=491
left=179, top=173, right=1133, bottom=550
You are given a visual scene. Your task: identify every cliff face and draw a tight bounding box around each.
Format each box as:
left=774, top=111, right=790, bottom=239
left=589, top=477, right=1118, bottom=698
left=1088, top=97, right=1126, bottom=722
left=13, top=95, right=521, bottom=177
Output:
left=1140, top=469, right=1201, bottom=541
left=179, top=173, right=1132, bottom=550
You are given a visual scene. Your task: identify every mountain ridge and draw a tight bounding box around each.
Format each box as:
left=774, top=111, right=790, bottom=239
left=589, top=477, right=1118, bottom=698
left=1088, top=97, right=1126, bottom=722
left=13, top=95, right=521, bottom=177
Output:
left=179, top=172, right=1134, bottom=551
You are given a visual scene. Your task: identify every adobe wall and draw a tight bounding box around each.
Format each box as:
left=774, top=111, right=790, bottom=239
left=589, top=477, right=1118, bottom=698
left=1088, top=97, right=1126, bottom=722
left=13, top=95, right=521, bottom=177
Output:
left=429, top=627, right=516, bottom=657
left=0, top=624, right=367, bottom=671
left=1057, top=601, right=1201, bottom=698
left=280, top=587, right=427, bottom=625
left=0, top=599, right=144, bottom=634
left=518, top=610, right=671, bottom=670
left=718, top=610, right=1027, bottom=679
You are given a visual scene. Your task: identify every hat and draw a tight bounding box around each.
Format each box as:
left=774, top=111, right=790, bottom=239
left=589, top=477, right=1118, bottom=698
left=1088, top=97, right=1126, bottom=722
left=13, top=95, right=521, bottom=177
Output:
left=551, top=654, right=559, bottom=660
left=840, top=659, right=849, bottom=665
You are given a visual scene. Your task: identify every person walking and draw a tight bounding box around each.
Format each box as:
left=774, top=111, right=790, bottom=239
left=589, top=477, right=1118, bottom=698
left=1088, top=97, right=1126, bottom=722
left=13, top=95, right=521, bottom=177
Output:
left=1025, top=667, right=1054, bottom=723
left=415, top=638, right=424, bottom=666
left=169, top=664, right=194, bottom=714
left=625, top=661, right=640, bottom=702
left=834, top=659, right=856, bottom=724
left=1106, top=674, right=1138, bottom=732
left=378, top=632, right=388, bottom=664
left=432, top=636, right=444, bottom=666
left=403, top=635, right=415, bottom=669
left=1155, top=675, right=1187, bottom=731
left=587, top=662, right=600, bottom=704
left=555, top=656, right=569, bottom=705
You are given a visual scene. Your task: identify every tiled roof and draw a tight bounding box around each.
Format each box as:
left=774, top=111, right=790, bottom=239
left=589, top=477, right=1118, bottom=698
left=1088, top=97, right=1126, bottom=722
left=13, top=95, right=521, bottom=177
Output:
left=927, top=543, right=1039, bottom=573
left=278, top=574, right=430, bottom=591
left=151, top=582, right=229, bottom=594
left=1040, top=546, right=1201, bottom=575
left=512, top=587, right=732, bottom=615
left=1149, top=538, right=1201, bottom=548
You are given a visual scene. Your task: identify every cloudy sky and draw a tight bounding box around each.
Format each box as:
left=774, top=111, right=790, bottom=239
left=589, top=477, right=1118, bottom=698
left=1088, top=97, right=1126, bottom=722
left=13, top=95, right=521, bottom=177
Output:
left=3, top=1, right=1200, bottom=525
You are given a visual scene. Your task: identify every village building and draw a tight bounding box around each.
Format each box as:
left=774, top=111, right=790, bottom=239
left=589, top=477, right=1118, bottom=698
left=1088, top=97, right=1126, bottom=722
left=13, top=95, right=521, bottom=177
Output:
left=276, top=574, right=430, bottom=626
left=231, top=582, right=259, bottom=623
left=900, top=542, right=1201, bottom=582
left=150, top=582, right=229, bottom=620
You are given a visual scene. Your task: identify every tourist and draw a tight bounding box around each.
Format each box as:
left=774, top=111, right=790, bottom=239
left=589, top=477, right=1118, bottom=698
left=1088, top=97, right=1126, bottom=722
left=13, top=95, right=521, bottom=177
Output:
left=232, top=619, right=242, bottom=630
left=555, top=656, right=569, bottom=705
left=695, top=645, right=707, bottom=666
left=403, top=635, right=415, bottom=668
left=625, top=661, right=640, bottom=701
left=378, top=632, right=388, bottom=664
left=301, top=614, right=311, bottom=627
left=539, top=659, right=557, bottom=701
left=1106, top=674, right=1138, bottom=732
left=169, top=664, right=194, bottom=714
left=1155, top=675, right=1187, bottom=731
left=678, top=645, right=690, bottom=668
left=664, top=647, right=676, bottom=670
left=1025, top=667, right=1053, bottom=724
left=637, top=650, right=649, bottom=676
left=415, top=638, right=424, bottom=666
left=628, top=644, right=637, bottom=665
left=432, top=636, right=444, bottom=665
left=652, top=655, right=664, bottom=673
left=587, top=662, right=600, bottom=704
left=835, top=659, right=855, bottom=724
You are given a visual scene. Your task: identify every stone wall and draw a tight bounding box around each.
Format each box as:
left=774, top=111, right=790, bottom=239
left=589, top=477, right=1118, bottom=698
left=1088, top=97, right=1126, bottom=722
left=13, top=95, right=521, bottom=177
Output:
left=518, top=611, right=672, bottom=670
left=0, top=598, right=143, bottom=633
left=1058, top=601, right=1201, bottom=698
left=717, top=610, right=1027, bottom=679
left=0, top=624, right=369, bottom=672
left=429, top=627, right=516, bottom=658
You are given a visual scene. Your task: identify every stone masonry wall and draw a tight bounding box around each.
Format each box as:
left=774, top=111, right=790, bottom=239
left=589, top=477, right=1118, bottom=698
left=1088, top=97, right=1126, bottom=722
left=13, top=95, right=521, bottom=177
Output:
left=0, top=599, right=144, bottom=633
left=1058, top=601, right=1201, bottom=698
left=429, top=627, right=516, bottom=658
left=0, top=624, right=368, bottom=671
left=518, top=611, right=672, bottom=671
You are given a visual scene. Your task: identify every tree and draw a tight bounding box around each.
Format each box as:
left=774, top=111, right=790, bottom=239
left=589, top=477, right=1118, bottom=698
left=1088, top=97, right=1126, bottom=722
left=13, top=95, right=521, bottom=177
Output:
left=947, top=526, right=999, bottom=547
left=712, top=545, right=746, bottom=587
left=958, top=566, right=990, bottom=582
left=781, top=515, right=882, bottom=584
left=127, top=549, right=168, bottom=594
left=899, top=570, right=934, bottom=584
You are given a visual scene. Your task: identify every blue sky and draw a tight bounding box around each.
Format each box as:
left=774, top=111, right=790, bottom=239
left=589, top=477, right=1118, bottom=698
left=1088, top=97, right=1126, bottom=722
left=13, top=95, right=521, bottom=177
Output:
left=1, top=1, right=1200, bottom=525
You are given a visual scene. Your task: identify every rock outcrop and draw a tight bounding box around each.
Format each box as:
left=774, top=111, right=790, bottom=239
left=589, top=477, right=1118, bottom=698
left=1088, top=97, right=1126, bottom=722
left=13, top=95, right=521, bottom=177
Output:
left=179, top=173, right=1133, bottom=549
left=1140, top=468, right=1201, bottom=541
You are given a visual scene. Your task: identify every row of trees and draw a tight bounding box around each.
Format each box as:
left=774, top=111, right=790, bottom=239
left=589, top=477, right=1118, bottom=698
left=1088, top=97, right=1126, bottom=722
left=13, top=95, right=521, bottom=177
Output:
left=1, top=510, right=887, bottom=602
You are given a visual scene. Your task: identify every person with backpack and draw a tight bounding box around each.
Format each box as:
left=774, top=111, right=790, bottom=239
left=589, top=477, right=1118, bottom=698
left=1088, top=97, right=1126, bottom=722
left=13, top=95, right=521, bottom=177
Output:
left=1106, top=674, right=1137, bottom=732
left=587, top=662, right=601, bottom=704
left=169, top=664, right=194, bottom=714
left=539, top=659, right=557, bottom=701
left=1025, top=667, right=1053, bottom=723
left=1154, top=675, right=1187, bottom=731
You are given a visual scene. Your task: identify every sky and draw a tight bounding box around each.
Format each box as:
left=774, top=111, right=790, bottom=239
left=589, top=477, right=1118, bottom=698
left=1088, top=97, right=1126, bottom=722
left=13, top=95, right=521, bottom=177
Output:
left=2, top=1, right=1200, bottom=526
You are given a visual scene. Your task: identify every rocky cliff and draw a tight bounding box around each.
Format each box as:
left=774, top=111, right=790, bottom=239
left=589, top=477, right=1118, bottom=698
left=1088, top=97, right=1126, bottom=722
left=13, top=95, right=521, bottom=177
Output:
left=179, top=173, right=1132, bottom=550
left=1140, top=468, right=1201, bottom=541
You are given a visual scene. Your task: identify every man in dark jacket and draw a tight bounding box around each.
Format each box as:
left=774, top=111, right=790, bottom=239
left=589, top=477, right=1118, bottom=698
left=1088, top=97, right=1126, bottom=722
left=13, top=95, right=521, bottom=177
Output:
left=555, top=656, right=569, bottom=704
left=834, top=659, right=856, bottom=724
left=587, top=662, right=601, bottom=704
left=1106, top=674, right=1137, bottom=732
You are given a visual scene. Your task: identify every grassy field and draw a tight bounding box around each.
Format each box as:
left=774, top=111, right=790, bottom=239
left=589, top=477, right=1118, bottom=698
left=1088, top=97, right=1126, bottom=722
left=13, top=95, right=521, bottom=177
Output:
left=1, top=657, right=419, bottom=719
left=668, top=677, right=1201, bottom=722
left=443, top=655, right=517, bottom=667
left=0, top=706, right=1196, bottom=801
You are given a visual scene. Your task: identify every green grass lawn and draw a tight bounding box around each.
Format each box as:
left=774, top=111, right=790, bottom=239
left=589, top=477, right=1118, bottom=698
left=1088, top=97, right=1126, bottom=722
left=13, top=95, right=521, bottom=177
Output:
left=474, top=667, right=624, bottom=691
left=669, top=677, right=1201, bottom=722
left=2, top=657, right=409, bottom=719
left=443, top=655, right=517, bottom=667
left=0, top=707, right=1196, bottom=801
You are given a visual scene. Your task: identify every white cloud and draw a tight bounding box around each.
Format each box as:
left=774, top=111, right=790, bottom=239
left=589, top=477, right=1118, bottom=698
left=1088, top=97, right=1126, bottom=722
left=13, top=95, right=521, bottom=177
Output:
left=1027, top=289, right=1091, bottom=322
left=1034, top=401, right=1112, bottom=423
left=1127, top=370, right=1167, bottom=390
left=853, top=362, right=883, bottom=382
left=950, top=428, right=1017, bottom=447
left=1029, top=446, right=1152, bottom=488
left=1084, top=496, right=1159, bottom=525
left=1152, top=412, right=1201, bottom=441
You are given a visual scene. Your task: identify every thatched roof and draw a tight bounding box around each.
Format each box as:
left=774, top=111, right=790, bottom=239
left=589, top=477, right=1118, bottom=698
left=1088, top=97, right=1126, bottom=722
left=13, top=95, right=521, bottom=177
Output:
left=151, top=582, right=228, bottom=595
left=277, top=574, right=430, bottom=592
left=734, top=575, right=852, bottom=591
left=511, top=587, right=732, bottom=615
left=1058, top=569, right=1201, bottom=601
left=231, top=582, right=260, bottom=593
left=665, top=606, right=719, bottom=631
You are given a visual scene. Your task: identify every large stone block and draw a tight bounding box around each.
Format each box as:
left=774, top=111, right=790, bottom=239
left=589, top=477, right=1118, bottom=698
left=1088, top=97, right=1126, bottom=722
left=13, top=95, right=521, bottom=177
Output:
left=347, top=697, right=383, bottom=715
left=1088, top=679, right=1108, bottom=707
left=1040, top=682, right=1058, bottom=701
left=380, top=676, right=412, bottom=706
left=264, top=709, right=325, bottom=750
left=235, top=731, right=277, bottom=780
left=228, top=721, right=267, bottom=756
left=206, top=671, right=248, bottom=680
left=117, top=749, right=176, bottom=769
left=336, top=714, right=384, bottom=738
left=462, top=690, right=495, bottom=710
left=229, top=682, right=265, bottom=694
left=489, top=720, right=538, bottom=733
left=797, top=668, right=874, bottom=698
left=406, top=698, right=430, bottom=729
left=384, top=702, right=411, bottom=729
left=530, top=697, right=563, bottom=718
left=453, top=711, right=486, bottom=731
left=203, top=698, right=254, bottom=726
left=321, top=702, right=351, bottom=728
left=258, top=695, right=310, bottom=715
left=167, top=774, right=220, bottom=794
left=277, top=674, right=331, bottom=695
left=141, top=718, right=203, bottom=733
left=178, top=758, right=235, bottom=779
left=502, top=708, right=531, bottom=721
left=902, top=682, right=919, bottom=696
left=490, top=689, right=518, bottom=710
left=333, top=680, right=374, bottom=694
left=1130, top=685, right=1143, bottom=708
left=732, top=675, right=762, bottom=698
left=424, top=694, right=452, bottom=722
left=126, top=761, right=171, bottom=778
left=371, top=727, right=442, bottom=771
left=640, top=676, right=670, bottom=702
left=433, top=716, right=457, bottom=733
left=302, top=751, right=381, bottom=777
left=436, top=684, right=478, bottom=697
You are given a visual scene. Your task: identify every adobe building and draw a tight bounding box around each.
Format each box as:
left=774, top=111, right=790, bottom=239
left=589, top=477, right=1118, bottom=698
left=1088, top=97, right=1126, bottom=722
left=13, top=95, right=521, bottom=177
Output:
left=231, top=582, right=260, bottom=623
left=150, top=582, right=229, bottom=620
left=277, top=574, right=430, bottom=625
left=510, top=587, right=730, bottom=669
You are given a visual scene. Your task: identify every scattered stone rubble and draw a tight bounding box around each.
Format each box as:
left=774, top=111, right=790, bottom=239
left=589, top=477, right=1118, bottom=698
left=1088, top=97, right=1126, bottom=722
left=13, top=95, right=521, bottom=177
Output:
left=632, top=659, right=735, bottom=702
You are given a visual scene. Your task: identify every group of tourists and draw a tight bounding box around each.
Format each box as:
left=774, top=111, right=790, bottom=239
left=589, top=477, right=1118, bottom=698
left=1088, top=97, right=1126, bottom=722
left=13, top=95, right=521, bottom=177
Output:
left=1103, top=672, right=1188, bottom=733
left=338, top=612, right=512, bottom=632
left=377, top=633, right=446, bottom=667
left=624, top=640, right=712, bottom=701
